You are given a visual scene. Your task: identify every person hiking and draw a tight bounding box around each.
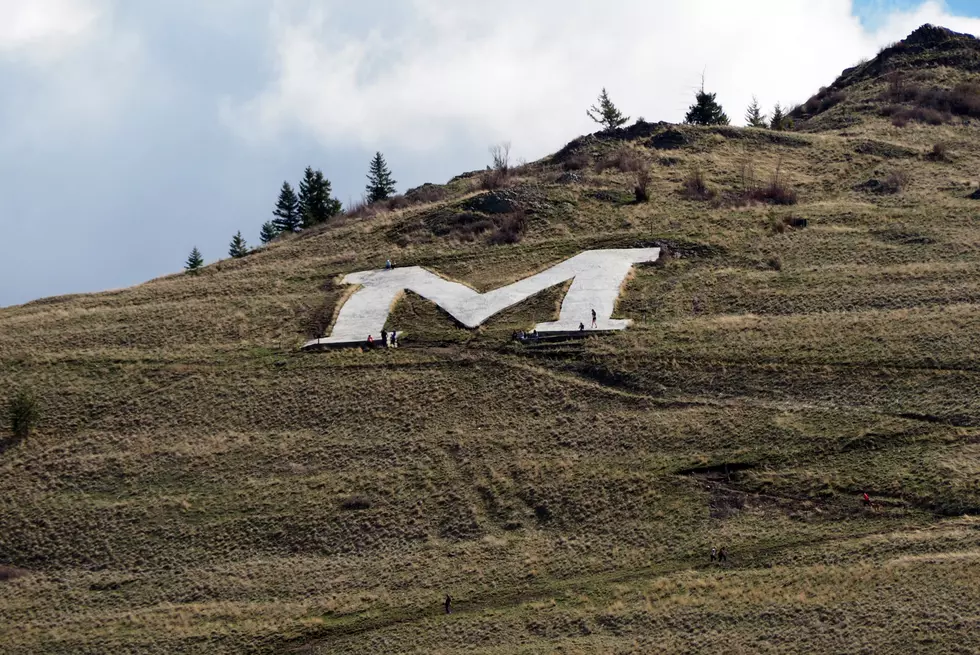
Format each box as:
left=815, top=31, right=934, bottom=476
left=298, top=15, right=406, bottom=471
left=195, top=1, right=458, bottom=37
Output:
left=710, top=547, right=717, bottom=562
left=718, top=547, right=728, bottom=563
left=385, top=259, right=392, bottom=270
left=862, top=492, right=872, bottom=507
left=381, top=329, right=389, bottom=347
left=444, top=594, right=452, bottom=614
left=367, top=334, right=374, bottom=347
left=591, top=308, right=597, bottom=328
left=579, top=322, right=585, bottom=331
left=390, top=330, right=398, bottom=348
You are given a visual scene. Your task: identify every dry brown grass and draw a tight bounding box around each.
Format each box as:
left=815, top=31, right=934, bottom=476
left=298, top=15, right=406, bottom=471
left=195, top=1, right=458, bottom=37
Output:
left=2, top=60, right=980, bottom=654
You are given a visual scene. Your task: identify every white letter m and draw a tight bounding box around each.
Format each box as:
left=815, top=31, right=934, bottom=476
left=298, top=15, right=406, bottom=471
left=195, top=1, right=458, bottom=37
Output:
left=303, top=248, right=659, bottom=348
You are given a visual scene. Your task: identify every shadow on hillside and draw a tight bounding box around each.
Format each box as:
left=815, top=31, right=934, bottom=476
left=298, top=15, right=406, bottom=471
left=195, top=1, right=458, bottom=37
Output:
left=0, top=436, right=23, bottom=456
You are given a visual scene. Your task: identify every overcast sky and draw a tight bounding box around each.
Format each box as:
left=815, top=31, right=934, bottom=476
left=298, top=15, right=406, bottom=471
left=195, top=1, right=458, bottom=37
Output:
left=1, top=1, right=979, bottom=307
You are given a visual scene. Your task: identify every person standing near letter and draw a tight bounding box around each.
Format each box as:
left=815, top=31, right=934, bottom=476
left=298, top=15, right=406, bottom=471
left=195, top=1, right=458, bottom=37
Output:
left=591, top=308, right=597, bottom=328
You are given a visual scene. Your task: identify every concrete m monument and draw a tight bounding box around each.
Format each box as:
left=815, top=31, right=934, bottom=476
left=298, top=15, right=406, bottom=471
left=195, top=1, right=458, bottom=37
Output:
left=303, top=248, right=660, bottom=349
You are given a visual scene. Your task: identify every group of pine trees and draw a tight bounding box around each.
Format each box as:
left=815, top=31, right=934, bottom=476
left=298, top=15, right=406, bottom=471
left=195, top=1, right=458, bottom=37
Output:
left=184, top=153, right=397, bottom=273
left=260, top=166, right=344, bottom=243
left=185, top=87, right=790, bottom=274
left=744, top=96, right=791, bottom=130
left=587, top=86, right=791, bottom=131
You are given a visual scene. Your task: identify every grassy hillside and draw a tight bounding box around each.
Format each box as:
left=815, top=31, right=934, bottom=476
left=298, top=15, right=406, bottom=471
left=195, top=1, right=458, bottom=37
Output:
left=2, top=25, right=979, bottom=654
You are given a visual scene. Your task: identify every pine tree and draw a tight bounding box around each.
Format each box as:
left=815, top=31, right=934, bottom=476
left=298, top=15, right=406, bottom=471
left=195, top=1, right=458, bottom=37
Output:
left=297, top=167, right=318, bottom=227
left=185, top=247, right=204, bottom=274
left=685, top=81, right=730, bottom=126
left=259, top=221, right=279, bottom=244
left=586, top=88, right=629, bottom=131
left=228, top=231, right=248, bottom=258
left=770, top=103, right=787, bottom=131
left=272, top=181, right=301, bottom=233
left=365, top=152, right=397, bottom=203
left=298, top=167, right=342, bottom=227
left=745, top=96, right=768, bottom=128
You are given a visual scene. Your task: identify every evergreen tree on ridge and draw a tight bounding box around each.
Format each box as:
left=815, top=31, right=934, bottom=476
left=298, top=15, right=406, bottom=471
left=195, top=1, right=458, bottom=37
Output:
left=365, top=152, right=397, bottom=203
left=228, top=231, right=249, bottom=258
left=685, top=78, right=730, bottom=126
left=259, top=221, right=279, bottom=244
left=185, top=247, right=204, bottom=274
left=272, top=181, right=302, bottom=233
left=587, top=88, right=629, bottom=131
left=298, top=167, right=342, bottom=227
left=745, top=96, right=768, bottom=128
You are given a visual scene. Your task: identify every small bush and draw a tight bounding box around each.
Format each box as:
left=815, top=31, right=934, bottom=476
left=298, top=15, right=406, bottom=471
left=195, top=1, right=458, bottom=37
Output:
left=340, top=495, right=372, bottom=511
left=385, top=194, right=411, bottom=211
left=743, top=160, right=797, bottom=205
left=596, top=147, right=643, bottom=174
left=489, top=142, right=511, bottom=173
left=562, top=151, right=591, bottom=171
left=345, top=196, right=383, bottom=220
left=880, top=77, right=980, bottom=124
left=404, top=183, right=447, bottom=205
left=480, top=142, right=514, bottom=190
left=480, top=167, right=510, bottom=190
left=750, top=177, right=798, bottom=205
left=949, top=82, right=980, bottom=117
left=884, top=170, right=911, bottom=194
left=926, top=142, right=949, bottom=161
left=767, top=256, right=783, bottom=271
left=798, top=87, right=847, bottom=116
left=450, top=212, right=495, bottom=241
left=634, top=168, right=651, bottom=203
left=7, top=388, right=39, bottom=441
left=884, top=105, right=947, bottom=125
left=488, top=210, right=528, bottom=245
left=681, top=165, right=715, bottom=201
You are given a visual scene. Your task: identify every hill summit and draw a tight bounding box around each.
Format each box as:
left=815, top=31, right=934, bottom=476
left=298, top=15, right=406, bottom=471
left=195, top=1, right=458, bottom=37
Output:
left=1, top=24, right=980, bottom=655
left=789, top=23, right=980, bottom=130
left=841, top=23, right=980, bottom=85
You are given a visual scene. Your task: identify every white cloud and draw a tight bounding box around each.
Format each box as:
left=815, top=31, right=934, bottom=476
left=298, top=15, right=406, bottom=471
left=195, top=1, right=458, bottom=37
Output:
left=226, top=0, right=980, bottom=160
left=0, top=0, right=101, bottom=61
left=871, top=0, right=980, bottom=42
left=0, top=0, right=147, bottom=148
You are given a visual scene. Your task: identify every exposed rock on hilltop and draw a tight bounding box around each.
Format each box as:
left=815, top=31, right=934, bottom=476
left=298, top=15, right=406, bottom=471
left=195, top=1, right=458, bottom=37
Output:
left=838, top=24, right=980, bottom=89
left=791, top=24, right=980, bottom=131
